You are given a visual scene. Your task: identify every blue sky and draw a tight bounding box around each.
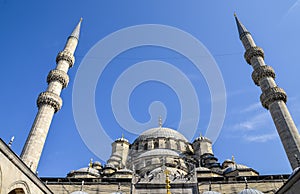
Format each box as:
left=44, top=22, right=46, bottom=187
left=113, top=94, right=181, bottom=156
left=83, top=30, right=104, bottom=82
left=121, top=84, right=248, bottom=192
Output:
left=1, top=1, right=300, bottom=177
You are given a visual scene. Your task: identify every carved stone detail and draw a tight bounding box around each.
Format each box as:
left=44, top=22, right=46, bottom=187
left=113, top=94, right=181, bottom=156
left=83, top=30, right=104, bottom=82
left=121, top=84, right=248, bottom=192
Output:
left=56, top=50, right=75, bottom=68
left=47, top=69, right=69, bottom=88
left=252, top=65, right=275, bottom=86
left=244, top=46, right=264, bottom=64
left=37, top=91, right=62, bottom=113
left=260, top=87, right=287, bottom=109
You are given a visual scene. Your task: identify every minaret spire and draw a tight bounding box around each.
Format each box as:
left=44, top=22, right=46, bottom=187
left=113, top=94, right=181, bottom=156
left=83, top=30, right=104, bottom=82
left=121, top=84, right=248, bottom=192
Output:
left=69, top=17, right=82, bottom=40
left=20, top=18, right=82, bottom=172
left=235, top=14, right=300, bottom=170
left=234, top=13, right=250, bottom=40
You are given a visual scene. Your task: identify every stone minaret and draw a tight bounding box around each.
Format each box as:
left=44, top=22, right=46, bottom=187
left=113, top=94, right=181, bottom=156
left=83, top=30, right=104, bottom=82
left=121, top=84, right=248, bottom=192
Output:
left=21, top=19, right=82, bottom=172
left=234, top=14, right=300, bottom=169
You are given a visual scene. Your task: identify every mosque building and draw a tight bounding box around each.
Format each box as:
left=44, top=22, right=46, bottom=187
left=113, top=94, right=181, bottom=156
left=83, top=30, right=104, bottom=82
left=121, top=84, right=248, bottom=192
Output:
left=0, top=15, right=299, bottom=194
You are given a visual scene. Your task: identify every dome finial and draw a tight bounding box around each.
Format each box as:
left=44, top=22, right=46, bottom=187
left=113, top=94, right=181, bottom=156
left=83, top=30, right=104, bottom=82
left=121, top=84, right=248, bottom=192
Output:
left=81, top=180, right=84, bottom=191
left=165, top=169, right=171, bottom=194
left=159, top=116, right=162, bottom=128
left=89, top=158, right=93, bottom=168
left=232, top=155, right=235, bottom=162
left=8, top=136, right=15, bottom=147
left=244, top=177, right=248, bottom=189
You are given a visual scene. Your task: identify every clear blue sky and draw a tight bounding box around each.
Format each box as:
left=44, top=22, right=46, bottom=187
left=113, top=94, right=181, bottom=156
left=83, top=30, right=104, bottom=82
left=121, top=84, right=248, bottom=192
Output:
left=0, top=1, right=300, bottom=177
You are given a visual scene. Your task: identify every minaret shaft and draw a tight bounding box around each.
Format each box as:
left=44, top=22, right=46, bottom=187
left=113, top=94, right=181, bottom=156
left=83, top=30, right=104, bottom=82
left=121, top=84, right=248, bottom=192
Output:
left=20, top=20, right=81, bottom=172
left=235, top=15, right=300, bottom=169
left=21, top=106, right=55, bottom=171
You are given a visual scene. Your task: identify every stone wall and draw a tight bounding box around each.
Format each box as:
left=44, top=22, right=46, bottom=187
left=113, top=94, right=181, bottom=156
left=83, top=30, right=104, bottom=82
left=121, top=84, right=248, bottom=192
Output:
left=198, top=179, right=286, bottom=194
left=46, top=182, right=131, bottom=194
left=0, top=139, right=52, bottom=194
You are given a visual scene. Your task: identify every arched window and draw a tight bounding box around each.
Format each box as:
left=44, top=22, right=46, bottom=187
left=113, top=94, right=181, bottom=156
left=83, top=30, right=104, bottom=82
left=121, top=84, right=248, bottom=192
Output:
left=7, top=181, right=30, bottom=194
left=154, top=141, right=159, bottom=149
left=144, top=143, right=148, bottom=150
left=8, top=188, right=25, bottom=194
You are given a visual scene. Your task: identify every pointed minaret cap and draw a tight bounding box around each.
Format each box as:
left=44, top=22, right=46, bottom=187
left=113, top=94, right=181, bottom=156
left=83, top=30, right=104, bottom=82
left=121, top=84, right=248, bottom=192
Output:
left=234, top=13, right=250, bottom=39
left=69, top=17, right=83, bottom=40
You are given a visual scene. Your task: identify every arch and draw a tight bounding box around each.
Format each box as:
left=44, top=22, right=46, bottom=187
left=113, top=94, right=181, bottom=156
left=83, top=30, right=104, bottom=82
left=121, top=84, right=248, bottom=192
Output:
left=8, top=188, right=25, bottom=194
left=154, top=141, right=159, bottom=149
left=143, top=143, right=148, bottom=150
left=7, top=181, right=30, bottom=194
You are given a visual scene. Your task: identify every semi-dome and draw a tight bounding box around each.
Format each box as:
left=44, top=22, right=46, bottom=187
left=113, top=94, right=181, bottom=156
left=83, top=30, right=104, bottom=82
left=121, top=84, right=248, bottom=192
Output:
left=137, top=148, right=180, bottom=158
left=67, top=166, right=100, bottom=178
left=203, top=191, right=221, bottom=194
left=135, top=127, right=188, bottom=142
left=238, top=188, right=263, bottom=194
left=71, top=192, right=88, bottom=194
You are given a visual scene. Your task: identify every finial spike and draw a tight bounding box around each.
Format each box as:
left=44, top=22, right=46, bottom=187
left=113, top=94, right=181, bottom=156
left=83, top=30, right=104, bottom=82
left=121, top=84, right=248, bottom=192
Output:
left=8, top=136, right=15, bottom=147
left=89, top=158, right=93, bottom=168
left=234, top=13, right=250, bottom=39
left=81, top=180, right=84, bottom=191
left=69, top=18, right=83, bottom=40
left=232, top=155, right=235, bottom=162
left=159, top=116, right=162, bottom=128
left=244, top=177, right=248, bottom=189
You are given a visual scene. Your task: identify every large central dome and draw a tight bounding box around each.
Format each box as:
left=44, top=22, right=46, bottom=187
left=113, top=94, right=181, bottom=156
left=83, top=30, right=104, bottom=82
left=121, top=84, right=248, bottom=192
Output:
left=135, top=127, right=188, bottom=142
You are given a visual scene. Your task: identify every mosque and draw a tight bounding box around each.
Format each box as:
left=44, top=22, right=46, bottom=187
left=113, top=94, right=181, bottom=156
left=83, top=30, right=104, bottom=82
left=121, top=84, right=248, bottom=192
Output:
left=0, top=15, right=300, bottom=194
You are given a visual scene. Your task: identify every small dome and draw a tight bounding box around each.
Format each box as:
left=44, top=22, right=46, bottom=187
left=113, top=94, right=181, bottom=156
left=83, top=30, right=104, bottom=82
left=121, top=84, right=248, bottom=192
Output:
left=93, top=161, right=102, bottom=167
left=223, top=166, right=237, bottom=174
left=67, top=166, right=100, bottom=178
left=194, top=136, right=212, bottom=143
left=236, top=164, right=250, bottom=169
left=75, top=167, right=99, bottom=174
left=203, top=191, right=221, bottom=194
left=115, top=136, right=129, bottom=143
left=224, top=159, right=234, bottom=163
left=135, top=127, right=188, bottom=142
left=238, top=188, right=263, bottom=194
